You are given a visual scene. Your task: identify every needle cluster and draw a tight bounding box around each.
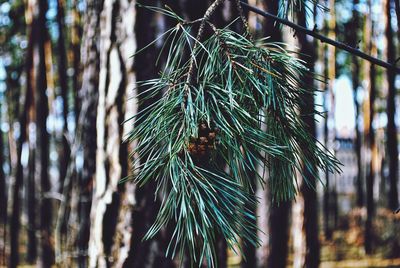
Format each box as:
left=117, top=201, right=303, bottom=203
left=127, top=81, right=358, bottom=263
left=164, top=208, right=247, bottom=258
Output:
left=126, top=2, right=340, bottom=266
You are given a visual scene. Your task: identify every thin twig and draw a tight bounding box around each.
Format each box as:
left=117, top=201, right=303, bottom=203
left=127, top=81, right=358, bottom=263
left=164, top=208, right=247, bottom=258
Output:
left=183, top=0, right=226, bottom=97
left=234, top=0, right=254, bottom=41
left=239, top=1, right=400, bottom=73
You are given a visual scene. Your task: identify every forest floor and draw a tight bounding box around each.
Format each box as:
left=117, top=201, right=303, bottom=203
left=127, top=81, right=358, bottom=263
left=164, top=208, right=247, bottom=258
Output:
left=1, top=207, right=400, bottom=267
left=319, top=207, right=400, bottom=268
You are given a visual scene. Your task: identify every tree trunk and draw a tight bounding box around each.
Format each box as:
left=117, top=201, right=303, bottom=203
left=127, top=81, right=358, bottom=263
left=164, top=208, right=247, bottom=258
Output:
left=364, top=2, right=376, bottom=253
left=351, top=0, right=364, bottom=208
left=0, top=99, right=6, bottom=266
left=56, top=0, right=70, bottom=193
left=74, top=0, right=102, bottom=266
left=322, top=37, right=332, bottom=240
left=123, top=2, right=174, bottom=267
left=9, top=4, right=35, bottom=265
left=26, top=145, right=37, bottom=263
left=262, top=1, right=291, bottom=267
left=298, top=5, right=320, bottom=268
left=385, top=0, right=399, bottom=211
left=71, top=0, right=82, bottom=123
left=88, top=0, right=137, bottom=266
left=33, top=0, right=53, bottom=266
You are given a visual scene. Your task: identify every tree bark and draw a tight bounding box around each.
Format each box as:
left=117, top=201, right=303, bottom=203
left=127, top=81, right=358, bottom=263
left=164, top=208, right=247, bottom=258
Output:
left=8, top=2, right=36, bottom=265
left=74, top=0, right=102, bottom=266
left=26, top=145, right=37, bottom=263
left=34, top=0, right=53, bottom=266
left=262, top=1, right=291, bottom=267
left=56, top=0, right=70, bottom=193
left=351, top=0, right=364, bottom=208
left=364, top=1, right=376, bottom=253
left=88, top=0, right=137, bottom=266
left=71, top=0, right=82, bottom=123
left=297, top=5, right=320, bottom=268
left=123, top=2, right=173, bottom=267
left=385, top=0, right=399, bottom=211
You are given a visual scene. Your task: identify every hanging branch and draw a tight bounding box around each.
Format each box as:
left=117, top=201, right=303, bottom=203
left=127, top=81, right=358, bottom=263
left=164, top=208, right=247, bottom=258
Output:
left=127, top=1, right=341, bottom=266
left=184, top=0, right=226, bottom=95
left=238, top=1, right=400, bottom=73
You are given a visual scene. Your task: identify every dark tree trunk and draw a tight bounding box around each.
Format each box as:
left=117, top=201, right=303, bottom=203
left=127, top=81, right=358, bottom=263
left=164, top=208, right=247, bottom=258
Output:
left=351, top=0, right=364, bottom=208
left=74, top=0, right=102, bottom=266
left=0, top=105, right=5, bottom=225
left=267, top=202, right=290, bottom=268
left=298, top=5, right=320, bottom=268
left=323, top=43, right=332, bottom=240
left=393, top=0, right=400, bottom=43
left=56, top=0, right=70, bottom=193
left=386, top=0, right=399, bottom=211
left=123, top=2, right=174, bottom=267
left=26, top=147, right=37, bottom=263
left=365, top=21, right=377, bottom=255
left=35, top=0, right=53, bottom=266
left=0, top=101, right=5, bottom=267
left=71, top=0, right=82, bottom=123
left=262, top=0, right=291, bottom=267
left=9, top=12, right=35, bottom=267
left=9, top=91, right=30, bottom=268
left=365, top=63, right=376, bottom=255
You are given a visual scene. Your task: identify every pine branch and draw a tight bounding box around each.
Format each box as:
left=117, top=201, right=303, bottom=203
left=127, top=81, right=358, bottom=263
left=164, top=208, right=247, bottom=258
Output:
left=127, top=3, right=342, bottom=266
left=183, top=0, right=226, bottom=97
left=239, top=1, right=400, bottom=73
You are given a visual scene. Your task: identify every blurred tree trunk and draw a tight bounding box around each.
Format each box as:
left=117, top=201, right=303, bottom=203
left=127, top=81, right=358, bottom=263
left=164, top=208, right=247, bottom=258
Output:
left=393, top=0, right=400, bottom=42
left=0, top=107, right=5, bottom=225
left=56, top=0, right=70, bottom=193
left=26, top=145, right=37, bottom=263
left=9, top=90, right=30, bottom=268
left=71, top=0, right=82, bottom=123
left=123, top=2, right=175, bottom=267
left=364, top=2, right=376, bottom=253
left=9, top=29, right=33, bottom=268
left=26, top=82, right=37, bottom=264
left=351, top=0, right=364, bottom=208
left=322, top=33, right=331, bottom=240
left=0, top=100, right=5, bottom=267
left=88, top=0, right=137, bottom=266
left=261, top=1, right=291, bottom=267
left=385, top=0, right=399, bottom=211
left=34, top=0, right=53, bottom=266
left=9, top=1, right=37, bottom=266
left=0, top=102, right=5, bottom=232
left=298, top=4, right=320, bottom=268
left=74, top=0, right=102, bottom=266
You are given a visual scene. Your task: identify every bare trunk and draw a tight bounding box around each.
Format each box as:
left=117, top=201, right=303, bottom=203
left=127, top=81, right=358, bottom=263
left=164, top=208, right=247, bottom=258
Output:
left=56, top=0, right=70, bottom=193
left=75, top=0, right=102, bottom=266
left=298, top=5, right=320, bottom=268
left=351, top=0, right=364, bottom=208
left=0, top=102, right=6, bottom=267
left=34, top=1, right=53, bottom=266
left=26, top=146, right=37, bottom=263
left=123, top=2, right=176, bottom=267
left=364, top=0, right=376, bottom=254
left=262, top=1, right=291, bottom=267
left=9, top=6, right=35, bottom=265
left=386, top=0, right=399, bottom=211
left=268, top=202, right=290, bottom=268
left=71, top=0, right=82, bottom=123
left=0, top=106, right=5, bottom=225
left=88, top=0, right=137, bottom=266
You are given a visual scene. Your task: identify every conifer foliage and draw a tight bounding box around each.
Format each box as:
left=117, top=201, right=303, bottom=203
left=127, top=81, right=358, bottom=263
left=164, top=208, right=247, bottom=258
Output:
left=127, top=0, right=341, bottom=265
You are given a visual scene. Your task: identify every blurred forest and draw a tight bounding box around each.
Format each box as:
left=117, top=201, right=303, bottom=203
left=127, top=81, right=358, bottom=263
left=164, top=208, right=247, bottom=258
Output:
left=0, top=0, right=400, bottom=267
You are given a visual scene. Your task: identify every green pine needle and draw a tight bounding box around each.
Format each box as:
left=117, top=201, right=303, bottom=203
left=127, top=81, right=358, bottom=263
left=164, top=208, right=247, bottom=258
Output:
left=126, top=8, right=340, bottom=266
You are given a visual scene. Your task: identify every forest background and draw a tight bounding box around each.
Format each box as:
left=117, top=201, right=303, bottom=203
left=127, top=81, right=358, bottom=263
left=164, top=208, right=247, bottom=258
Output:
left=0, top=0, right=400, bottom=267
